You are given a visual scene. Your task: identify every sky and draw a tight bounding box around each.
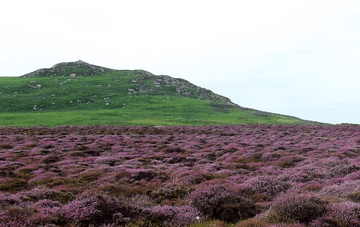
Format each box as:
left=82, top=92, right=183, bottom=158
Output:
left=1, top=0, right=359, bottom=124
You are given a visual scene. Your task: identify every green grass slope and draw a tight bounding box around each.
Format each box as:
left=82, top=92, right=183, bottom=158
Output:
left=0, top=60, right=319, bottom=126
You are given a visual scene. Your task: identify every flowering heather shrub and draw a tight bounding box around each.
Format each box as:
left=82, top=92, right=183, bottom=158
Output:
left=344, top=171, right=360, bottom=181
left=266, top=192, right=328, bottom=224
left=161, top=146, right=187, bottom=153
left=263, top=224, right=305, bottom=227
left=309, top=216, right=343, bottom=227
left=29, top=199, right=63, bottom=225
left=114, top=168, right=162, bottom=183
left=239, top=176, right=290, bottom=197
left=261, top=152, right=280, bottom=162
left=347, top=191, right=360, bottom=203
left=112, top=212, right=129, bottom=226
left=226, top=175, right=248, bottom=184
left=325, top=201, right=360, bottom=226
left=0, top=194, right=22, bottom=208
left=289, top=172, right=311, bottom=183
left=1, top=125, right=360, bottom=226
left=62, top=196, right=106, bottom=226
left=203, top=162, right=224, bottom=172
left=303, top=181, right=323, bottom=192
left=331, top=164, right=360, bottom=177
left=41, top=155, right=61, bottom=164
left=189, top=185, right=259, bottom=222
left=144, top=205, right=201, bottom=226
left=33, top=199, right=62, bottom=211
left=233, top=219, right=267, bottom=227
left=0, top=161, right=25, bottom=171
left=261, top=166, right=283, bottom=176
left=122, top=194, right=153, bottom=208
left=78, top=169, right=104, bottom=182
left=326, top=177, right=344, bottom=185
left=319, top=180, right=360, bottom=198
left=98, top=183, right=145, bottom=198
left=277, top=156, right=305, bottom=168
left=0, top=143, right=13, bottom=149
left=94, top=157, right=121, bottom=166
left=0, top=178, right=28, bottom=192
left=171, top=169, right=204, bottom=184
left=0, top=211, right=29, bottom=227
left=150, top=183, right=190, bottom=204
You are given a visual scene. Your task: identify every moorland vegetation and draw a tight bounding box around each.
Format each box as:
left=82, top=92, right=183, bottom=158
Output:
left=1, top=61, right=352, bottom=226
left=0, top=124, right=360, bottom=226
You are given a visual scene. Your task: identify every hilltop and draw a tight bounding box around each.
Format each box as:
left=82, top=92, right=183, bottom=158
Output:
left=0, top=60, right=321, bottom=126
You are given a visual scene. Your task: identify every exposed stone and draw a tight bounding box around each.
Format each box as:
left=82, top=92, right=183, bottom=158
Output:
left=28, top=84, right=41, bottom=89
left=21, top=60, right=108, bottom=78
left=128, top=74, right=238, bottom=107
left=127, top=88, right=136, bottom=94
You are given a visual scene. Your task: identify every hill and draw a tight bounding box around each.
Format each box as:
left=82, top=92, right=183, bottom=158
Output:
left=0, top=60, right=321, bottom=126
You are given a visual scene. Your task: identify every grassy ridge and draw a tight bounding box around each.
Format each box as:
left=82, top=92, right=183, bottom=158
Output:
left=0, top=102, right=301, bottom=127
left=0, top=61, right=310, bottom=126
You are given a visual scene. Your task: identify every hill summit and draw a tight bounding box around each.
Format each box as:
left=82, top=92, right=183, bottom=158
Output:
left=21, top=60, right=238, bottom=107
left=0, top=60, right=322, bottom=126
left=22, top=60, right=108, bottom=78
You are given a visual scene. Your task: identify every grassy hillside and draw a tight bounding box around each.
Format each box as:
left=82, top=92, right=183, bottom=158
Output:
left=0, top=60, right=318, bottom=126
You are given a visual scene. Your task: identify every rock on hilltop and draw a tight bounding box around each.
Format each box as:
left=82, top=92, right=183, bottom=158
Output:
left=21, top=60, right=239, bottom=107
left=130, top=70, right=238, bottom=107
left=21, top=60, right=108, bottom=78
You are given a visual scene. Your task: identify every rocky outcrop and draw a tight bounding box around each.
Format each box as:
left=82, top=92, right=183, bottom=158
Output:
left=128, top=73, right=238, bottom=107
left=21, top=60, right=107, bottom=78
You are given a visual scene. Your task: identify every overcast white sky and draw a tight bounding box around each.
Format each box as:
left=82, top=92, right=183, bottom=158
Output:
left=1, top=0, right=359, bottom=124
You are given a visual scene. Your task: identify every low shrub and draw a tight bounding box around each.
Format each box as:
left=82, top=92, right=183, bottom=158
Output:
left=250, top=193, right=270, bottom=203
left=303, top=181, right=323, bottom=192
left=331, top=164, right=360, bottom=177
left=78, top=170, right=104, bottom=182
left=261, top=152, right=280, bottom=162
left=98, top=184, right=144, bottom=197
left=190, top=220, right=226, bottom=227
left=239, top=176, right=290, bottom=197
left=114, top=169, right=161, bottom=182
left=266, top=192, right=328, bottom=224
left=29, top=199, right=64, bottom=225
left=62, top=196, right=112, bottom=227
left=0, top=143, right=13, bottom=149
left=39, top=149, right=51, bottom=155
left=189, top=185, right=259, bottom=222
left=150, top=183, right=190, bottom=204
left=201, top=172, right=228, bottom=180
left=144, top=205, right=201, bottom=226
left=70, top=150, right=101, bottom=157
left=162, top=147, right=186, bottom=153
left=309, top=216, right=344, bottom=227
left=325, top=201, right=360, bottom=226
left=41, top=155, right=61, bottom=164
left=0, top=179, right=28, bottom=192
left=94, top=157, right=120, bottom=166
left=250, top=152, right=263, bottom=162
left=277, top=156, right=305, bottom=168
left=347, top=191, right=360, bottom=203
left=0, top=211, right=29, bottom=227
left=234, top=219, right=272, bottom=227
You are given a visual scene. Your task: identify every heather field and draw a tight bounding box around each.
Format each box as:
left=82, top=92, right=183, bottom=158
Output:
left=1, top=125, right=360, bottom=226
